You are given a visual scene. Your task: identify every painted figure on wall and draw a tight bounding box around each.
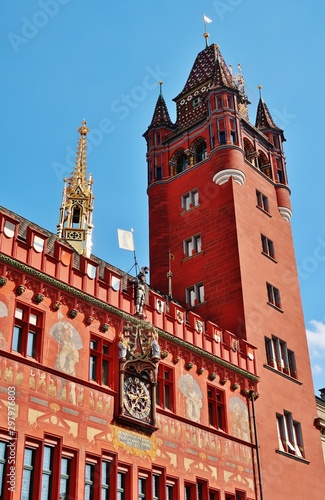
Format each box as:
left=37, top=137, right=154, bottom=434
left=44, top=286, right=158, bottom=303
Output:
left=179, top=374, right=202, bottom=423
left=50, top=321, right=83, bottom=376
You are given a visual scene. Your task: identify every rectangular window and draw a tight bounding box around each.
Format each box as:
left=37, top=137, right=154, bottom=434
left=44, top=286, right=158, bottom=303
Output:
left=12, top=303, right=43, bottom=360
left=41, top=445, right=53, bottom=500
left=155, top=166, right=162, bottom=180
left=138, top=471, right=150, bottom=500
left=101, top=460, right=111, bottom=499
left=184, top=235, right=202, bottom=257
left=184, top=482, right=196, bottom=500
left=89, top=335, right=112, bottom=386
left=276, top=411, right=304, bottom=458
left=155, top=132, right=161, bottom=146
left=209, top=124, right=215, bottom=149
left=209, top=489, right=220, bottom=500
left=117, top=468, right=129, bottom=500
left=219, top=130, right=226, bottom=145
left=207, top=386, right=226, bottom=430
left=256, top=190, right=269, bottom=213
left=265, top=335, right=297, bottom=378
left=216, top=95, right=223, bottom=109
left=84, top=462, right=95, bottom=500
left=0, top=439, right=10, bottom=499
left=186, top=283, right=204, bottom=307
left=157, top=364, right=174, bottom=410
left=182, top=189, right=199, bottom=211
left=166, top=477, right=178, bottom=500
left=266, top=283, right=282, bottom=309
left=22, top=447, right=36, bottom=500
left=261, top=234, right=275, bottom=259
left=229, top=118, right=237, bottom=144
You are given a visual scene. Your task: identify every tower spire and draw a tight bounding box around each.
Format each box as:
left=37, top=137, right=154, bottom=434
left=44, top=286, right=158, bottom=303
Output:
left=57, top=120, right=95, bottom=257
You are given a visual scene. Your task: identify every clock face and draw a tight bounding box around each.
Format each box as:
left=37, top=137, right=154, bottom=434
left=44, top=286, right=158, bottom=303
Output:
left=124, top=376, right=151, bottom=420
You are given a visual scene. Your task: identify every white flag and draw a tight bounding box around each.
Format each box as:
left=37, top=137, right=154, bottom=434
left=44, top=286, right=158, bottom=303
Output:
left=117, top=229, right=135, bottom=251
left=203, top=14, right=212, bottom=23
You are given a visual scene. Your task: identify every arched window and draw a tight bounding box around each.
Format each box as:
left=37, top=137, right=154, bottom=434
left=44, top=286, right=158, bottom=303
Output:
left=176, top=152, right=188, bottom=174
left=243, top=139, right=255, bottom=163
left=258, top=151, right=272, bottom=179
left=195, top=142, right=207, bottom=163
left=72, top=206, right=81, bottom=227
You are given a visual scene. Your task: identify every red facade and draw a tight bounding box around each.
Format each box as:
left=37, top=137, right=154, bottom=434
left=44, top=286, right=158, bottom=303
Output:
left=0, top=39, right=323, bottom=500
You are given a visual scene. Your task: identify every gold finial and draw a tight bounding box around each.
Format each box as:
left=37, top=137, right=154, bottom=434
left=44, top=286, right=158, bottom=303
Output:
left=158, top=81, right=163, bottom=96
left=258, top=85, right=263, bottom=99
left=78, top=119, right=89, bottom=136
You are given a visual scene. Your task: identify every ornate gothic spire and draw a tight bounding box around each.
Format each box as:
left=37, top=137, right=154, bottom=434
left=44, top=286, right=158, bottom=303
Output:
left=57, top=121, right=94, bottom=257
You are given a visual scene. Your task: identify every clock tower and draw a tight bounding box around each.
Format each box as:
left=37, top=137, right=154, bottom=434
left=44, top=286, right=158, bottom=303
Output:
left=144, top=39, right=324, bottom=499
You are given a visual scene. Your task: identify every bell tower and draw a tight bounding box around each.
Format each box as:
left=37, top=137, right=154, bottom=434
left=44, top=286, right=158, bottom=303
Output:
left=57, top=120, right=94, bottom=257
left=144, top=38, right=324, bottom=499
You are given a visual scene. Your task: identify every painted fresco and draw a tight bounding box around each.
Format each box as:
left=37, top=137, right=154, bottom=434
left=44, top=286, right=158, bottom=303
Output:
left=178, top=373, right=203, bottom=422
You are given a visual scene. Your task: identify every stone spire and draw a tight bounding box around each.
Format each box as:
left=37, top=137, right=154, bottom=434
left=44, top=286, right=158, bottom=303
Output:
left=57, top=121, right=94, bottom=257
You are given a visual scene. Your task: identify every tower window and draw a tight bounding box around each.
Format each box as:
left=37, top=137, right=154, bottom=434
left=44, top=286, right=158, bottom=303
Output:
left=229, top=118, right=238, bottom=144
left=182, top=189, right=199, bottom=211
left=184, top=235, right=202, bottom=257
left=227, top=95, right=234, bottom=109
left=72, top=206, right=81, bottom=227
left=256, top=190, right=269, bottom=213
left=12, top=303, right=43, bottom=361
left=195, top=141, right=207, bottom=162
left=155, top=166, right=162, bottom=180
left=218, top=131, right=226, bottom=145
left=265, top=335, right=297, bottom=378
left=261, top=234, right=275, bottom=259
left=266, top=283, right=282, bottom=310
left=216, top=96, right=223, bottom=109
left=176, top=152, right=188, bottom=173
left=186, top=283, right=204, bottom=307
left=276, top=411, right=304, bottom=458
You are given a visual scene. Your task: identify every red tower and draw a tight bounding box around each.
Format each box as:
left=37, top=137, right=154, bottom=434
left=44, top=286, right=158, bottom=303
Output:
left=145, top=41, right=324, bottom=498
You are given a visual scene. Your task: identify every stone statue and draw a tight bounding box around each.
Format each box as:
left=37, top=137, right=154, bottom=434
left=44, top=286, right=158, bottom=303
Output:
left=131, top=266, right=149, bottom=317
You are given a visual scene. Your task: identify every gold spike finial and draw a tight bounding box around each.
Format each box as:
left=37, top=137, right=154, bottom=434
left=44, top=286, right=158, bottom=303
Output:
left=78, top=119, right=89, bottom=136
left=258, top=85, right=263, bottom=99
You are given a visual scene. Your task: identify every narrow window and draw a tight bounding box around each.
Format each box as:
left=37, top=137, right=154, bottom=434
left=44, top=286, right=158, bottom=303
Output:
left=176, top=152, right=188, bottom=173
left=101, top=460, right=110, bottom=499
left=0, top=441, right=8, bottom=498
left=60, top=456, right=71, bottom=500
left=209, top=124, right=215, bottom=149
left=261, top=234, right=275, bottom=259
left=84, top=463, right=95, bottom=500
left=256, top=190, right=269, bottom=213
left=217, top=119, right=226, bottom=145
left=155, top=166, right=162, bottom=180
left=89, top=336, right=112, bottom=386
left=207, top=386, right=226, bottom=430
left=216, top=96, right=223, bottom=109
left=186, top=283, right=204, bottom=307
left=184, top=235, right=202, bottom=257
left=41, top=445, right=53, bottom=499
left=157, top=364, right=174, bottom=410
left=266, top=283, right=282, bottom=309
left=227, top=95, right=234, bottom=109
left=196, top=142, right=207, bottom=162
left=117, top=471, right=126, bottom=500
left=229, top=118, right=237, bottom=144
left=22, top=448, right=36, bottom=500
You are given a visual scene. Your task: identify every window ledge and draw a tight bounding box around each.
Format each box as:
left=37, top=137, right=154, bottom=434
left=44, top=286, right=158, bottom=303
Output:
left=263, top=364, right=302, bottom=385
left=276, top=449, right=309, bottom=464
left=182, top=251, right=204, bottom=262
left=267, top=302, right=283, bottom=313
left=180, top=204, right=201, bottom=215
left=256, top=205, right=272, bottom=217
left=261, top=252, right=277, bottom=263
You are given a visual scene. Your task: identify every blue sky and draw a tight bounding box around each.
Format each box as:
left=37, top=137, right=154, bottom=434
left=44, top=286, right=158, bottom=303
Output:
left=1, top=0, right=324, bottom=393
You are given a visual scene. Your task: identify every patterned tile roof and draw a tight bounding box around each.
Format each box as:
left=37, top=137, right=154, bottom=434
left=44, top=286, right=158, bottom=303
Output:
left=255, top=97, right=281, bottom=131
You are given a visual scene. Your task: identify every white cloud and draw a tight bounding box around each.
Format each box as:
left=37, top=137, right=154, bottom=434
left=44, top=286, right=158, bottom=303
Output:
left=306, top=320, right=325, bottom=355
